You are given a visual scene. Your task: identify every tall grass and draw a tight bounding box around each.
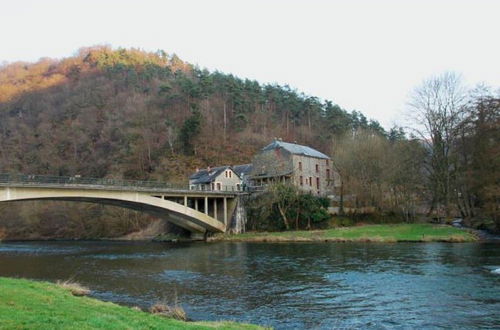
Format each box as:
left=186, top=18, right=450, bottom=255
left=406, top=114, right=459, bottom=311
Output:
left=56, top=280, right=90, bottom=296
left=149, top=297, right=187, bottom=321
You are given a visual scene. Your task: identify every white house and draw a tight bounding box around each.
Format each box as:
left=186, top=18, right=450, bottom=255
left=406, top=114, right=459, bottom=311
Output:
left=189, top=166, right=242, bottom=191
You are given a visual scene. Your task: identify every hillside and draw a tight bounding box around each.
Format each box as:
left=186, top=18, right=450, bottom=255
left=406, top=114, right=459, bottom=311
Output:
left=0, top=46, right=384, bottom=239
left=0, top=46, right=383, bottom=180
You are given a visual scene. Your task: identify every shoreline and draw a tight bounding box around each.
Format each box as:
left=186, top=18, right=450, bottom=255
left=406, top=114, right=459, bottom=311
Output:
left=0, top=277, right=263, bottom=329
left=208, top=224, right=479, bottom=243
left=0, top=224, right=482, bottom=244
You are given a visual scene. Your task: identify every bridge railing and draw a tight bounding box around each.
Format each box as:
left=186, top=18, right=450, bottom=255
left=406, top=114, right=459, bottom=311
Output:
left=0, top=173, right=247, bottom=193
left=0, top=173, right=190, bottom=190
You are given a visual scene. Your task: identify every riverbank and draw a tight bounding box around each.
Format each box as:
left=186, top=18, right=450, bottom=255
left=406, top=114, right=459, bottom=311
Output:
left=0, top=277, right=263, bottom=329
left=210, top=224, right=477, bottom=243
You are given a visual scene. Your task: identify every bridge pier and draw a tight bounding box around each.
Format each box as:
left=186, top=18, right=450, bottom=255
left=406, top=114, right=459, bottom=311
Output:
left=224, top=198, right=227, bottom=224
left=190, top=232, right=206, bottom=241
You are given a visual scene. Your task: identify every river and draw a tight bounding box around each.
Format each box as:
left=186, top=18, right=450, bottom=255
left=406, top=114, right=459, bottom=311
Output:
left=0, top=241, right=499, bottom=329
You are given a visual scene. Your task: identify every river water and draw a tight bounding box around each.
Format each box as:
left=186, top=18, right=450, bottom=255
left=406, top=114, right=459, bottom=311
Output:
left=0, top=241, right=499, bottom=329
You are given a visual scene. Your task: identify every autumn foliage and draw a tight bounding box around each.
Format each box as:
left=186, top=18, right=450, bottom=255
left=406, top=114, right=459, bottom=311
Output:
left=0, top=46, right=380, bottom=238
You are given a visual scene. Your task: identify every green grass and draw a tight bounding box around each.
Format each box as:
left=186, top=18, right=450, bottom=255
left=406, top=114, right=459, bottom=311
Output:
left=0, top=277, right=264, bottom=330
left=214, top=224, right=477, bottom=243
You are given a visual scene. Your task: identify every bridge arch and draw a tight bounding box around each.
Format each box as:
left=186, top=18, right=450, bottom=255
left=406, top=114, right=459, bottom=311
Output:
left=0, top=186, right=232, bottom=234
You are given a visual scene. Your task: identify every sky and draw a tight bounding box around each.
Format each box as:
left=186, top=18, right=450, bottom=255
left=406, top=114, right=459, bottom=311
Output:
left=1, top=0, right=499, bottom=128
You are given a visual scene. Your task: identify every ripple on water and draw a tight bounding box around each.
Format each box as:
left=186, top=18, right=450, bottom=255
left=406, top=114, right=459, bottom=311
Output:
left=83, top=252, right=171, bottom=260
left=160, top=269, right=204, bottom=282
left=0, top=243, right=84, bottom=255
left=1, top=241, right=499, bottom=329
left=489, top=267, right=500, bottom=274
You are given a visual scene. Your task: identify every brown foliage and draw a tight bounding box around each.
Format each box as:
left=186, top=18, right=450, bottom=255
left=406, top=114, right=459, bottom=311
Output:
left=0, top=46, right=374, bottom=238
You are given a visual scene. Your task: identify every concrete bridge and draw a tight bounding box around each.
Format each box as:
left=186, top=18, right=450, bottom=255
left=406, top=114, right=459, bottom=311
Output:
left=0, top=174, right=240, bottom=236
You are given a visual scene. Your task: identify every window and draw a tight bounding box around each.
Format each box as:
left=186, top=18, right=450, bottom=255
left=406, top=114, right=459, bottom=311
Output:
left=211, top=183, right=215, bottom=190
left=316, top=177, right=320, bottom=189
left=298, top=162, right=302, bottom=171
left=229, top=171, right=232, bottom=178
left=216, top=182, right=221, bottom=191
left=315, top=164, right=319, bottom=172
left=326, top=169, right=330, bottom=179
left=299, top=176, right=303, bottom=186
left=309, top=177, right=312, bottom=187
left=326, top=159, right=329, bottom=166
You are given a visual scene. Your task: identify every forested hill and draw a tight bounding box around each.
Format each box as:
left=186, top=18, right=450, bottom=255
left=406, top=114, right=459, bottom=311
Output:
left=0, top=46, right=385, bottom=182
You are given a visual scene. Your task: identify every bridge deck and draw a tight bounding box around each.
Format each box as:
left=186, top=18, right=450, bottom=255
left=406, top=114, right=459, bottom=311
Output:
left=0, top=173, right=238, bottom=196
left=0, top=174, right=240, bottom=234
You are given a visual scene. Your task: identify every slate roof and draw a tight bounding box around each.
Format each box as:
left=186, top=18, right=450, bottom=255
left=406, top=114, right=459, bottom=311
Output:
left=189, top=166, right=231, bottom=184
left=233, top=163, right=253, bottom=177
left=261, top=140, right=330, bottom=159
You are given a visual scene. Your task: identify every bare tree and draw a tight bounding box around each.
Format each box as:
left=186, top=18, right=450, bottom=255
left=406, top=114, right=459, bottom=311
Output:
left=332, top=129, right=389, bottom=212
left=408, top=72, right=467, bottom=217
left=268, top=183, right=299, bottom=230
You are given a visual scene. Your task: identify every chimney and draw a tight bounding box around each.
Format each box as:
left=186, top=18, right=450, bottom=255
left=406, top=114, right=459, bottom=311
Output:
left=207, top=166, right=211, bottom=172
left=195, top=167, right=199, bottom=173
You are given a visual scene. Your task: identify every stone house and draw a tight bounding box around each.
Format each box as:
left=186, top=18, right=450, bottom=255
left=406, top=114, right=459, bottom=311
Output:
left=189, top=166, right=243, bottom=191
left=250, top=140, right=336, bottom=196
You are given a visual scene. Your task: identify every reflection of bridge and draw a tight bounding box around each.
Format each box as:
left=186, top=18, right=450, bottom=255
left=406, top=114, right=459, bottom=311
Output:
left=0, top=174, right=240, bottom=235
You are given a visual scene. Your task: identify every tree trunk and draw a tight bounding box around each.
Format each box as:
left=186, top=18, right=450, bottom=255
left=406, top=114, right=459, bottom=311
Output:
left=277, top=204, right=289, bottom=230
left=339, top=180, right=345, bottom=215
left=295, top=207, right=300, bottom=230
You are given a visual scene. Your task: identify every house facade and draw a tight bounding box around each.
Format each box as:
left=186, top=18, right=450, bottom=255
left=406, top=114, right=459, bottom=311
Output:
left=250, top=140, right=336, bottom=196
left=189, top=166, right=243, bottom=192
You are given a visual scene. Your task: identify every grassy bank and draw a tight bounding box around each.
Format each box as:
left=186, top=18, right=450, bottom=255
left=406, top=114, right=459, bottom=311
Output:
left=0, top=277, right=263, bottom=329
left=211, top=224, right=477, bottom=243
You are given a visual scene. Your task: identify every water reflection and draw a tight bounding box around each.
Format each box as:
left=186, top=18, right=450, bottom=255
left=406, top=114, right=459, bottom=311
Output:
left=0, top=241, right=499, bottom=329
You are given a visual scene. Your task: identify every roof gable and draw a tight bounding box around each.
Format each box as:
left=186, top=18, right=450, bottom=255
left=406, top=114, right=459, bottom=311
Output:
left=189, top=166, right=241, bottom=184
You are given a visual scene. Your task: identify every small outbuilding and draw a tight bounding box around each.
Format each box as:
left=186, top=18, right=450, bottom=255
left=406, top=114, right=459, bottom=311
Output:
left=189, top=166, right=242, bottom=191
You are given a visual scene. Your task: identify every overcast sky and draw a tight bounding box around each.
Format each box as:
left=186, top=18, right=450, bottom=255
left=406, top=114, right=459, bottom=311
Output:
left=1, top=0, right=499, bottom=127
